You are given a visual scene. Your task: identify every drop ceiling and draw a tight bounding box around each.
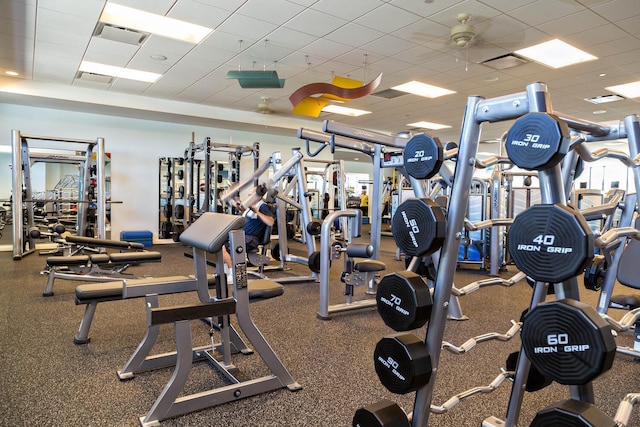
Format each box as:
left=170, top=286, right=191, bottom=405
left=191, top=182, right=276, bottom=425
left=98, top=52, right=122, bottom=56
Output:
left=0, top=0, right=639, bottom=158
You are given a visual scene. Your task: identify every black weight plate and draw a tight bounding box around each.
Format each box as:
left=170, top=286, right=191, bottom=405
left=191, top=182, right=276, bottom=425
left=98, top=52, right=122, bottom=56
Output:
left=374, top=333, right=432, bottom=395
left=306, top=220, right=322, bottom=236
left=353, top=400, right=410, bottom=427
left=530, top=399, right=616, bottom=427
left=308, top=251, right=321, bottom=273
left=377, top=271, right=432, bottom=332
left=505, top=112, right=571, bottom=171
left=392, top=198, right=446, bottom=257
left=174, top=204, right=185, bottom=220
left=505, top=351, right=552, bottom=392
left=583, top=255, right=606, bottom=291
left=521, top=299, right=616, bottom=385
left=402, top=133, right=444, bottom=179
left=507, top=204, right=593, bottom=283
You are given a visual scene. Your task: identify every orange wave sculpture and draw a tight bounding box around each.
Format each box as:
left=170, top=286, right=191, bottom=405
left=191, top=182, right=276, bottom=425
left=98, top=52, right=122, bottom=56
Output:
left=289, top=72, right=383, bottom=117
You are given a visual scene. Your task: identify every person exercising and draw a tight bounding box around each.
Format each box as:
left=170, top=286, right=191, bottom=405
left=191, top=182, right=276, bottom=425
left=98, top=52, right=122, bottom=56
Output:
left=223, top=187, right=275, bottom=268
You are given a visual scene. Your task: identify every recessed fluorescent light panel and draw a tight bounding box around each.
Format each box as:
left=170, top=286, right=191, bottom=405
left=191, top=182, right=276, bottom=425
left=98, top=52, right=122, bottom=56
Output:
left=79, top=61, right=161, bottom=83
left=322, top=105, right=371, bottom=117
left=605, top=81, right=640, bottom=99
left=100, top=3, right=213, bottom=44
left=392, top=81, right=456, bottom=98
left=407, top=121, right=451, bottom=130
left=515, top=39, right=597, bottom=69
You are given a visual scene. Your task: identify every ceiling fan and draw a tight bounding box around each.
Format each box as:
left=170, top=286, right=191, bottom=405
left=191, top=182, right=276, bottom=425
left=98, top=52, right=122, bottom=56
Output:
left=450, top=13, right=477, bottom=48
left=257, top=96, right=273, bottom=114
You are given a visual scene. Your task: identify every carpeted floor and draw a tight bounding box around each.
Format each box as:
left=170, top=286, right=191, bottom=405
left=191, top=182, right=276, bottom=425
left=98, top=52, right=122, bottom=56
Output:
left=1, top=229, right=639, bottom=427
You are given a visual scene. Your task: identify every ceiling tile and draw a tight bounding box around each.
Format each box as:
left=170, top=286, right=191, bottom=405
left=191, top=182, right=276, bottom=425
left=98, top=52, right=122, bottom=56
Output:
left=311, top=0, right=378, bottom=20
left=237, top=0, right=305, bottom=25
left=285, top=8, right=348, bottom=37
left=324, top=22, right=385, bottom=48
left=354, top=3, right=422, bottom=33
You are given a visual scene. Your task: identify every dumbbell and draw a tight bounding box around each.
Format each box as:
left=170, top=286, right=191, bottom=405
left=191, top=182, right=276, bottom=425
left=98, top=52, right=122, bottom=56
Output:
left=353, top=400, right=410, bottom=427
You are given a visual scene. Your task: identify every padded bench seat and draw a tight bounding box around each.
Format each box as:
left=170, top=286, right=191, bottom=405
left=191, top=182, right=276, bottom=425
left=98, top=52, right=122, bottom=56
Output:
left=65, top=235, right=145, bottom=250
left=47, top=255, right=90, bottom=266
left=73, top=276, right=284, bottom=344
left=75, top=277, right=283, bottom=304
left=47, top=251, right=162, bottom=268
left=354, top=260, right=386, bottom=272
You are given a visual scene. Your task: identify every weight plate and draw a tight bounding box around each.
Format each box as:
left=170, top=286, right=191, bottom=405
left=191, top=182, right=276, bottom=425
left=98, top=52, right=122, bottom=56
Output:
left=377, top=271, right=432, bottom=332
left=374, top=333, right=432, bottom=395
left=392, top=198, right=446, bottom=257
left=505, top=112, right=571, bottom=170
left=521, top=298, right=616, bottom=385
left=530, top=399, right=616, bottom=427
left=306, top=220, right=322, bottom=236
left=403, top=133, right=444, bottom=179
left=353, top=400, right=410, bottom=427
left=505, top=351, right=552, bottom=392
left=507, top=204, right=593, bottom=283
left=308, top=251, right=321, bottom=273
left=583, top=255, right=607, bottom=291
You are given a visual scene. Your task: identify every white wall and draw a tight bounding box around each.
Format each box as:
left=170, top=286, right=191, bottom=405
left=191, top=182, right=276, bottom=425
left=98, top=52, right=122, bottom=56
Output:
left=0, top=102, right=348, bottom=242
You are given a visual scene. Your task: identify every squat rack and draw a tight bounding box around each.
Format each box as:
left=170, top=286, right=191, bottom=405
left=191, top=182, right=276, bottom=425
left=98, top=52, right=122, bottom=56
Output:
left=11, top=129, right=107, bottom=260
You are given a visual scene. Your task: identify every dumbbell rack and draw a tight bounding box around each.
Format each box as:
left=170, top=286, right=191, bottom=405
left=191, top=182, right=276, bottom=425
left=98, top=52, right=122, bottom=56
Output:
left=357, top=83, right=640, bottom=427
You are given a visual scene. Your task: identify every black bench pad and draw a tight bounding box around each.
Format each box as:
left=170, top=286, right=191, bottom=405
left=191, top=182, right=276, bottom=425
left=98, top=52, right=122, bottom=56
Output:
left=354, top=260, right=386, bottom=272
left=75, top=277, right=283, bottom=304
left=109, top=251, right=162, bottom=263
left=66, top=235, right=145, bottom=250
left=47, top=255, right=90, bottom=266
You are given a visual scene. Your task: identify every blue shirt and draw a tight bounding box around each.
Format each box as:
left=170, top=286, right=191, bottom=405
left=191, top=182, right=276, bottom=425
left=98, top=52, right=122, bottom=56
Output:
left=243, top=202, right=274, bottom=238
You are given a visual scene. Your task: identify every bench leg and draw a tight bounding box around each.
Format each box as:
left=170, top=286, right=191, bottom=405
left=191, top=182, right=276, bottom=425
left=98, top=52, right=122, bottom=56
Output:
left=118, top=295, right=160, bottom=380
left=43, top=269, right=56, bottom=297
left=74, top=302, right=97, bottom=344
left=140, top=320, right=194, bottom=426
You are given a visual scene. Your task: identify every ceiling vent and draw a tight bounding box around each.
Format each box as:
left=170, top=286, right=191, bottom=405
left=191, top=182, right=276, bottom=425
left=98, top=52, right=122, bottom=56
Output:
left=371, top=88, right=406, bottom=99
left=75, top=71, right=114, bottom=84
left=481, top=53, right=528, bottom=70
left=585, top=94, right=625, bottom=104
left=93, top=22, right=149, bottom=45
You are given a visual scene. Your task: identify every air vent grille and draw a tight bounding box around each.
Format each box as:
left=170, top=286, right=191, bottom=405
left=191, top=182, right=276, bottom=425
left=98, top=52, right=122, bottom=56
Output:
left=76, top=71, right=114, bottom=84
left=481, top=53, right=528, bottom=70
left=371, top=89, right=407, bottom=99
left=93, top=22, right=149, bottom=45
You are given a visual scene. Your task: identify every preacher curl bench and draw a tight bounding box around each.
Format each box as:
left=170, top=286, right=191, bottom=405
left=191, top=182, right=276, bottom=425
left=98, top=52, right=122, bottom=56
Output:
left=111, top=212, right=301, bottom=426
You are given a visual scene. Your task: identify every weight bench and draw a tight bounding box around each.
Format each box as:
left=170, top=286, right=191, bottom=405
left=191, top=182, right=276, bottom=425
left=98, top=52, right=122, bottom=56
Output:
left=73, top=276, right=283, bottom=344
left=64, top=234, right=146, bottom=255
left=43, top=250, right=162, bottom=297
left=111, top=212, right=299, bottom=426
